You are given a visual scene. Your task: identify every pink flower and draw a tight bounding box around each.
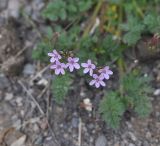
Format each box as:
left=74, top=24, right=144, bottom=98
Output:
left=98, top=66, right=113, bottom=79
left=89, top=74, right=105, bottom=88
left=48, top=50, right=62, bottom=63
left=50, top=61, right=66, bottom=75
left=66, top=57, right=80, bottom=72
left=81, top=60, right=96, bottom=76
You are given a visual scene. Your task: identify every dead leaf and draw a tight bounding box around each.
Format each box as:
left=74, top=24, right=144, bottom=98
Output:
left=11, top=135, right=26, bottom=146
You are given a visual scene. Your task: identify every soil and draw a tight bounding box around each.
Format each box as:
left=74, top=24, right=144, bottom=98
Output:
left=0, top=0, right=160, bottom=146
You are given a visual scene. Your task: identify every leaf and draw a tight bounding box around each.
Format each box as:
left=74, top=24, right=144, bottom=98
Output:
left=120, top=15, right=144, bottom=45
left=42, top=0, right=66, bottom=21
left=144, top=14, right=160, bottom=33
left=11, top=135, right=26, bottom=146
left=134, top=95, right=152, bottom=117
left=99, top=92, right=125, bottom=129
left=123, top=32, right=141, bottom=46
left=122, top=73, right=152, bottom=117
left=52, top=74, right=73, bottom=104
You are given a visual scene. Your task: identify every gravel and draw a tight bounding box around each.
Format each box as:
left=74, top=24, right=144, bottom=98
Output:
left=95, top=135, right=107, bottom=146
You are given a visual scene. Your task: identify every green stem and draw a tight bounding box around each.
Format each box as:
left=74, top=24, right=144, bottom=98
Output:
left=82, top=0, right=104, bottom=38
left=117, top=58, right=125, bottom=96
left=132, top=0, right=144, bottom=18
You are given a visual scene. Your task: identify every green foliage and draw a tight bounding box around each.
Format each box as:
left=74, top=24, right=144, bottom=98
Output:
left=32, top=0, right=156, bottom=129
left=121, top=13, right=160, bottom=46
left=120, top=16, right=144, bottom=45
left=99, top=73, right=152, bottom=128
left=32, top=41, right=52, bottom=62
left=42, top=0, right=95, bottom=21
left=122, top=73, right=152, bottom=117
left=99, top=92, right=125, bottom=129
left=144, top=14, right=160, bottom=33
left=32, top=27, right=54, bottom=61
left=42, top=0, right=67, bottom=21
left=51, top=74, right=73, bottom=104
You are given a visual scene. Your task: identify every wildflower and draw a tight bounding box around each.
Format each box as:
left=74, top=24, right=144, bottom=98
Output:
left=50, top=61, right=66, bottom=75
left=66, top=57, right=80, bottom=72
left=48, top=50, right=62, bottom=63
left=81, top=59, right=96, bottom=76
left=89, top=74, right=105, bottom=88
left=98, top=66, right=113, bottom=79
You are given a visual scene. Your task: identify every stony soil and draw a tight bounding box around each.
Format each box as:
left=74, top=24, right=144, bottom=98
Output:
left=0, top=0, right=160, bottom=146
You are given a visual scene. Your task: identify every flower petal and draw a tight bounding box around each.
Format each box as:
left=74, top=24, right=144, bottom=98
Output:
left=99, top=74, right=105, bottom=80
left=50, top=64, right=56, bottom=69
left=81, top=63, right=88, bottom=67
left=104, top=74, right=109, bottom=79
left=74, top=63, right=80, bottom=69
left=58, top=54, right=62, bottom=59
left=89, top=80, right=96, bottom=86
left=93, top=74, right=98, bottom=79
left=104, top=66, right=109, bottom=70
left=87, top=59, right=91, bottom=64
left=99, top=81, right=105, bottom=86
left=55, top=69, right=60, bottom=75
left=53, top=50, right=57, bottom=54
left=74, top=57, right=79, bottom=62
left=48, top=53, right=54, bottom=57
left=50, top=57, right=56, bottom=62
left=83, top=68, right=89, bottom=74
left=95, top=82, right=100, bottom=88
left=60, top=69, right=65, bottom=75
left=68, top=57, right=72, bottom=62
left=107, top=70, right=113, bottom=75
left=69, top=65, right=74, bottom=72
left=89, top=69, right=93, bottom=76
left=91, top=64, right=96, bottom=69
left=61, top=63, right=66, bottom=68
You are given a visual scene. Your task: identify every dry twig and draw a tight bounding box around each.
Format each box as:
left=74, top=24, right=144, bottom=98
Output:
left=18, top=80, right=61, bottom=146
left=78, top=118, right=82, bottom=146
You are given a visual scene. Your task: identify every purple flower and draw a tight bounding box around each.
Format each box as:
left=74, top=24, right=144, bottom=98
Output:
left=66, top=57, right=80, bottom=72
left=81, top=60, right=96, bottom=76
left=48, top=50, right=62, bottom=63
left=50, top=61, right=66, bottom=75
left=98, top=66, right=113, bottom=79
left=89, top=74, right=105, bottom=88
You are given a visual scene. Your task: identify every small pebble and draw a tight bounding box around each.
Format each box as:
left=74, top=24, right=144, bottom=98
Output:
left=71, top=117, right=79, bottom=128
left=95, top=135, right=107, bottom=146
left=23, top=63, right=35, bottom=75
left=153, top=89, right=160, bottom=96
left=128, top=143, right=135, bottom=146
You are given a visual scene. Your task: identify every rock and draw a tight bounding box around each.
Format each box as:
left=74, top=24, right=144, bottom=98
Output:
left=23, top=63, right=35, bottom=75
left=153, top=89, right=160, bottom=96
left=0, top=74, right=10, bottom=90
left=88, top=123, right=94, bottom=129
left=71, top=117, right=79, bottom=128
left=146, top=131, right=151, bottom=139
left=128, top=143, right=135, bottom=146
left=142, top=141, right=150, bottom=146
left=34, top=135, right=44, bottom=145
left=10, top=135, right=26, bottom=146
left=39, top=118, right=48, bottom=130
left=15, top=97, right=23, bottom=106
left=7, top=0, right=20, bottom=18
left=1, top=56, right=25, bottom=76
left=0, top=0, right=8, bottom=10
left=5, top=93, right=13, bottom=100
left=13, top=119, right=22, bottom=130
left=128, top=132, right=137, bottom=142
left=33, top=123, right=40, bottom=133
left=95, top=135, right=107, bottom=146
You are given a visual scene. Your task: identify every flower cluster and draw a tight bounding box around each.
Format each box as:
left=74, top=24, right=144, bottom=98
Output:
left=48, top=49, right=113, bottom=88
